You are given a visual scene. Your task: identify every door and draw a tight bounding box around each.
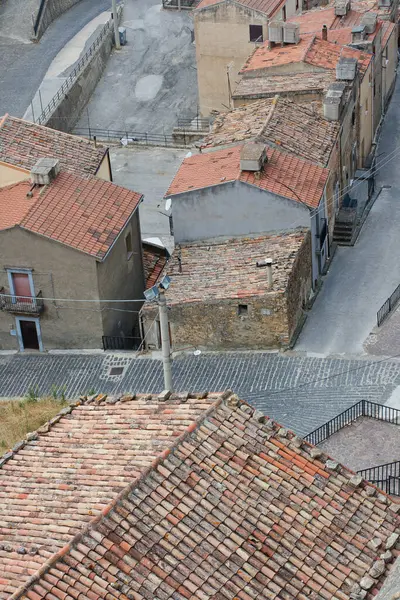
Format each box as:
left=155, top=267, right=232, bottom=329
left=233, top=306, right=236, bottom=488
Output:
left=12, top=273, right=32, bottom=302
left=19, top=320, right=40, bottom=350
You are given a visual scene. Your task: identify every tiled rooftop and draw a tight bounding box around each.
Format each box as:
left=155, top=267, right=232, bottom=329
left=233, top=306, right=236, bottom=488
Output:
left=145, top=231, right=308, bottom=304
left=142, top=242, right=169, bottom=288
left=0, top=172, right=142, bottom=260
left=166, top=143, right=329, bottom=208
left=196, top=0, right=286, bottom=17
left=201, top=97, right=339, bottom=166
left=241, top=34, right=371, bottom=76
left=9, top=391, right=400, bottom=600
left=0, top=114, right=107, bottom=177
left=233, top=71, right=334, bottom=100
left=381, top=20, right=396, bottom=46
left=0, top=393, right=217, bottom=598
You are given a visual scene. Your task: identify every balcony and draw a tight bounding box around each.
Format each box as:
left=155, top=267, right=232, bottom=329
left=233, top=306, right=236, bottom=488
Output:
left=0, top=288, right=44, bottom=316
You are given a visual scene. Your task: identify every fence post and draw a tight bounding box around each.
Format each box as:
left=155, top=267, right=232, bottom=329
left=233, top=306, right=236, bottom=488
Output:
left=325, top=422, right=329, bottom=440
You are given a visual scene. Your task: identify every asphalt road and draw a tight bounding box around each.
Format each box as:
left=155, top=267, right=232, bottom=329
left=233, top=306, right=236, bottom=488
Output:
left=296, top=75, right=400, bottom=356
left=74, top=0, right=198, bottom=133
left=0, top=0, right=112, bottom=117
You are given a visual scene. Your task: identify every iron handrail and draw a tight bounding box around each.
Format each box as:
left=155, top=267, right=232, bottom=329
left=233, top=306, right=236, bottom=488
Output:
left=36, top=8, right=121, bottom=125
left=72, top=127, right=192, bottom=148
left=377, top=281, right=400, bottom=326
left=304, top=399, right=400, bottom=446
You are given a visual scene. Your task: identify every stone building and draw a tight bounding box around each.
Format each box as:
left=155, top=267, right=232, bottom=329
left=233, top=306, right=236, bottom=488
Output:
left=0, top=161, right=144, bottom=351
left=194, top=0, right=302, bottom=115
left=141, top=230, right=312, bottom=350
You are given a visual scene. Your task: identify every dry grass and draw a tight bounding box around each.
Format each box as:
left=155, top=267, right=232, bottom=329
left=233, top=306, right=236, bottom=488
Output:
left=0, top=398, right=67, bottom=452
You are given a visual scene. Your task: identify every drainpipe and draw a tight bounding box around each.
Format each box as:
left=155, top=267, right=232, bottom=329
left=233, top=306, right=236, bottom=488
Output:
left=266, top=259, right=273, bottom=289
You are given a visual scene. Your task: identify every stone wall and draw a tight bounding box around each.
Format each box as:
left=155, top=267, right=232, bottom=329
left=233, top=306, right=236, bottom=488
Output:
left=285, top=230, right=312, bottom=339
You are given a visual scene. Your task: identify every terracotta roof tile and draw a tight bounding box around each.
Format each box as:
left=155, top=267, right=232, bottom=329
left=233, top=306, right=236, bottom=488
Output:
left=196, top=0, right=285, bottom=16
left=166, top=143, right=329, bottom=208
left=142, top=242, right=169, bottom=288
left=144, top=231, right=308, bottom=304
left=381, top=20, right=395, bottom=46
left=0, top=172, right=142, bottom=259
left=233, top=70, right=334, bottom=99
left=201, top=97, right=339, bottom=166
left=0, top=393, right=220, bottom=598
left=241, top=34, right=372, bottom=76
left=9, top=392, right=400, bottom=600
left=0, top=114, right=106, bottom=177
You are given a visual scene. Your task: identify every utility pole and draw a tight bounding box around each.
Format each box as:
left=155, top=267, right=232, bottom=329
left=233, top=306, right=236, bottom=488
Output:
left=158, top=289, right=173, bottom=391
left=112, top=0, right=121, bottom=50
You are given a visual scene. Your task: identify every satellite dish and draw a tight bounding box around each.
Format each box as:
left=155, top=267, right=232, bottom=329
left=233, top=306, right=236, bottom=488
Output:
left=165, top=198, right=172, bottom=212
left=193, top=349, right=202, bottom=356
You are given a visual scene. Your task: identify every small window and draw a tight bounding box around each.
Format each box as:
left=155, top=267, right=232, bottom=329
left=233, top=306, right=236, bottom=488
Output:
left=365, top=98, right=368, bottom=112
left=125, top=232, right=133, bottom=259
left=249, top=25, right=263, bottom=42
left=238, top=304, right=248, bottom=316
left=282, top=5, right=287, bottom=21
left=296, top=0, right=299, bottom=9
left=351, top=108, right=356, bottom=126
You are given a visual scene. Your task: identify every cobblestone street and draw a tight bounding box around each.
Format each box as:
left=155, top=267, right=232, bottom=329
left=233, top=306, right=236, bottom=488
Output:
left=0, top=352, right=399, bottom=436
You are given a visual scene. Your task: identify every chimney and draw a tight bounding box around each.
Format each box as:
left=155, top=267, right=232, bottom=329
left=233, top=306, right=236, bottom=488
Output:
left=351, top=25, right=366, bottom=43
left=240, top=142, right=267, bottom=172
left=334, top=0, right=350, bottom=15
left=30, top=158, right=60, bottom=185
left=336, top=56, right=358, bottom=80
left=282, top=22, right=300, bottom=44
left=322, top=24, right=328, bottom=41
left=360, top=12, right=377, bottom=33
left=323, top=82, right=346, bottom=121
left=256, top=258, right=273, bottom=289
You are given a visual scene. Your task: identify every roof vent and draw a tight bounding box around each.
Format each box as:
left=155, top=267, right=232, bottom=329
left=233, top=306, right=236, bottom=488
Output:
left=360, top=12, right=377, bottom=33
left=323, top=82, right=346, bottom=121
left=30, top=158, right=60, bottom=185
left=240, top=142, right=268, bottom=172
left=282, top=22, right=300, bottom=44
left=336, top=57, right=358, bottom=80
left=351, top=25, right=367, bottom=43
left=334, top=0, right=350, bottom=15
left=268, top=20, right=284, bottom=43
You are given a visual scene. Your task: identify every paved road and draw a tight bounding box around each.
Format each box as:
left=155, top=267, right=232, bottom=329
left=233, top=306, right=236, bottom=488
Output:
left=296, top=75, right=400, bottom=356
left=0, top=0, right=111, bottom=117
left=75, top=0, right=198, bottom=133
left=1, top=352, right=399, bottom=436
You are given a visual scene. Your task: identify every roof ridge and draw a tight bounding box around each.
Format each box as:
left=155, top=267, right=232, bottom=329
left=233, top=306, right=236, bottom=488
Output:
left=0, top=178, right=30, bottom=193
left=0, top=113, right=8, bottom=130
left=9, top=390, right=234, bottom=600
left=258, top=94, right=279, bottom=140
left=303, top=33, right=319, bottom=63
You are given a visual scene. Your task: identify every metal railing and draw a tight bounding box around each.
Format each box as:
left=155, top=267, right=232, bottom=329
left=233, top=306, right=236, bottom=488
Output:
left=0, top=289, right=44, bottom=315
left=72, top=127, right=192, bottom=148
left=357, top=461, right=400, bottom=486
left=377, top=282, right=400, bottom=326
left=176, top=117, right=210, bottom=131
left=304, top=399, right=400, bottom=446
left=33, top=0, right=46, bottom=36
left=162, top=0, right=200, bottom=8
left=102, top=336, right=141, bottom=351
left=35, top=11, right=119, bottom=125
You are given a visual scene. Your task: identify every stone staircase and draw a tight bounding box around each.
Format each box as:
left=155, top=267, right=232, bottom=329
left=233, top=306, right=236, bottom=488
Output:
left=332, top=208, right=357, bottom=245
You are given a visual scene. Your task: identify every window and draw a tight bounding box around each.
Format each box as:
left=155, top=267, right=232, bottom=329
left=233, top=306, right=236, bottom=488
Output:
left=125, top=232, right=133, bottom=259
left=282, top=5, right=287, bottom=21
left=296, top=0, right=299, bottom=10
left=7, top=269, right=34, bottom=303
left=365, top=98, right=368, bottom=112
left=249, top=25, right=263, bottom=42
left=351, top=108, right=356, bottom=126
left=238, top=304, right=248, bottom=316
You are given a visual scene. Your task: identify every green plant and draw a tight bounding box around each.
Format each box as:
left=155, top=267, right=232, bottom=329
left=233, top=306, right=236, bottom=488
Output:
left=26, top=385, right=40, bottom=403
left=50, top=384, right=67, bottom=402
left=87, top=387, right=96, bottom=396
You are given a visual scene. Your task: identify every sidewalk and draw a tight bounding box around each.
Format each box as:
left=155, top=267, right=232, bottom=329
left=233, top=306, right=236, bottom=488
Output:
left=23, top=9, right=113, bottom=123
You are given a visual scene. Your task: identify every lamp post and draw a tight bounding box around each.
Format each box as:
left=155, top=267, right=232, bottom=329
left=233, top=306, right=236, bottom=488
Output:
left=144, top=275, right=173, bottom=392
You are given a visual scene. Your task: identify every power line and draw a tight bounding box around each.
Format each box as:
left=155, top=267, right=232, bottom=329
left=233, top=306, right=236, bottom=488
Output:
left=0, top=293, right=146, bottom=303
left=266, top=352, right=400, bottom=397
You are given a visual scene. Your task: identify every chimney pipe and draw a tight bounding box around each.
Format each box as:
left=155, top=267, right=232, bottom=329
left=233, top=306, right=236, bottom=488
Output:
left=322, top=24, right=328, bottom=41
left=266, top=258, right=273, bottom=289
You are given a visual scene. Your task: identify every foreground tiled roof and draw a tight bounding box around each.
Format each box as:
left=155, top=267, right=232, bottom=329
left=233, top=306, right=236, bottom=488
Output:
left=0, top=114, right=107, bottom=177
left=10, top=391, right=400, bottom=600
left=202, top=97, right=339, bottom=166
left=233, top=70, right=334, bottom=100
left=0, top=181, right=38, bottom=230
left=166, top=143, right=329, bottom=208
left=0, top=172, right=142, bottom=259
left=142, top=241, right=169, bottom=288
left=144, top=230, right=308, bottom=304
left=196, top=0, right=285, bottom=17
left=0, top=393, right=218, bottom=598
left=241, top=34, right=371, bottom=76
